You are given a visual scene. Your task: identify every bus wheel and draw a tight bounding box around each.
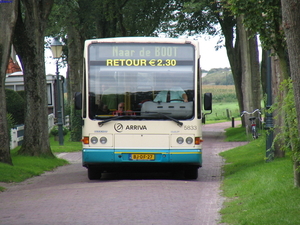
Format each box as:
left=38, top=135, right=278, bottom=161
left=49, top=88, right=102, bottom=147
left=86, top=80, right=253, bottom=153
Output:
left=88, top=167, right=102, bottom=180
left=184, top=166, right=198, bottom=180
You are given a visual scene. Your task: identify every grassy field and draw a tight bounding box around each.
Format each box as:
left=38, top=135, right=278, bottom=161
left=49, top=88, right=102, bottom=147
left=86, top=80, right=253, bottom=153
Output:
left=220, top=128, right=300, bottom=224
left=207, top=101, right=240, bottom=121
left=203, top=85, right=240, bottom=121
left=203, top=85, right=237, bottom=103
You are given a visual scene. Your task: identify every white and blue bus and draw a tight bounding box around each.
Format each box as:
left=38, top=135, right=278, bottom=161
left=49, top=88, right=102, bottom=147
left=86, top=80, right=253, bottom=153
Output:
left=75, top=37, right=212, bottom=180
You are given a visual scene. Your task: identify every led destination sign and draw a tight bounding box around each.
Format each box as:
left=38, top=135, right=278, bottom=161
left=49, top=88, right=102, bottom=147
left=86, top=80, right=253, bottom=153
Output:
left=106, top=59, right=177, bottom=67
left=111, top=46, right=179, bottom=57
left=89, top=43, right=194, bottom=67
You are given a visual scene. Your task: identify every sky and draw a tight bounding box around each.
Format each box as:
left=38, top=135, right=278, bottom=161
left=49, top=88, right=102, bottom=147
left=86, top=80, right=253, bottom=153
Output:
left=198, top=35, right=230, bottom=71
left=45, top=36, right=231, bottom=76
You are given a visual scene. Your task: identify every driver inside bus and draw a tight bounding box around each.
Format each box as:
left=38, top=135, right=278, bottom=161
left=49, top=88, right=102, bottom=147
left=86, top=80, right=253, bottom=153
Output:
left=100, top=76, right=124, bottom=113
left=154, top=78, right=188, bottom=103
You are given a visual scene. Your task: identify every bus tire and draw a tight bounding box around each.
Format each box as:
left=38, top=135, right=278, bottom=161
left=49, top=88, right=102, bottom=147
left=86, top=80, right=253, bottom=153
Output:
left=88, top=167, right=102, bottom=180
left=184, top=166, right=198, bottom=180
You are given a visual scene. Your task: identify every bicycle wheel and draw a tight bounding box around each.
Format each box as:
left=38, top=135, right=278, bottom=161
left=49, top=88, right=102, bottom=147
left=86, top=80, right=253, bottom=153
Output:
left=252, top=126, right=258, bottom=139
left=245, top=125, right=251, bottom=142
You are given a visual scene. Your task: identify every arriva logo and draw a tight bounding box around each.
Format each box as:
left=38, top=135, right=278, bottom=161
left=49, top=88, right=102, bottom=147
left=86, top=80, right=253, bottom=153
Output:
left=125, top=125, right=147, bottom=130
left=114, top=123, right=123, bottom=132
left=114, top=123, right=147, bottom=132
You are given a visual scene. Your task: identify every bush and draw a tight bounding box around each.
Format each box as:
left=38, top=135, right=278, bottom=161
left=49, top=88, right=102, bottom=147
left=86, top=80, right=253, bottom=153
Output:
left=50, top=125, right=69, bottom=137
left=5, top=89, right=25, bottom=124
left=17, top=90, right=25, bottom=100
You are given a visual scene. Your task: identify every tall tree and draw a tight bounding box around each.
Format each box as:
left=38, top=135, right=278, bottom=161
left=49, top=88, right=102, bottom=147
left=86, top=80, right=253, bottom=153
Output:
left=237, top=15, right=261, bottom=121
left=228, top=0, right=287, bottom=158
left=13, top=0, right=55, bottom=157
left=281, top=0, right=300, bottom=187
left=46, top=1, right=85, bottom=142
left=0, top=1, right=18, bottom=165
left=65, top=1, right=86, bottom=142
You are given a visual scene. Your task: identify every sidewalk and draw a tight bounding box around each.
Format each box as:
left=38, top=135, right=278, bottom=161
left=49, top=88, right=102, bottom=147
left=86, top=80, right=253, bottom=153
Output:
left=202, top=120, right=246, bottom=158
left=203, top=120, right=241, bottom=132
left=201, top=120, right=247, bottom=225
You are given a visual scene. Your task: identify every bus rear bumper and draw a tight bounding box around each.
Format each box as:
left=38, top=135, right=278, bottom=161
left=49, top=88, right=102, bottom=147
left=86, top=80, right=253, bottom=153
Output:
left=82, top=149, right=202, bottom=167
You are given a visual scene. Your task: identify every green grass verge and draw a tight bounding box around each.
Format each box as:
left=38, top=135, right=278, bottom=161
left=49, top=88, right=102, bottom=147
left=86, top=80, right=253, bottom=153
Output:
left=0, top=149, right=68, bottom=184
left=225, top=125, right=266, bottom=142
left=224, top=126, right=252, bottom=142
left=0, top=132, right=81, bottom=190
left=220, top=134, right=300, bottom=224
left=50, top=132, right=82, bottom=153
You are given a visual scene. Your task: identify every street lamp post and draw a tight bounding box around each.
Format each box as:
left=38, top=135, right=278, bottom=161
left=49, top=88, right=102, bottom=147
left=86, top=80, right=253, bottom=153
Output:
left=50, top=37, right=64, bottom=145
left=265, top=50, right=274, bottom=162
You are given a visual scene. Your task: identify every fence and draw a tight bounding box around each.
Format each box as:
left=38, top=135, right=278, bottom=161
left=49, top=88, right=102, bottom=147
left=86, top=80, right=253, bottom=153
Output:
left=48, top=113, right=55, bottom=133
left=65, top=115, right=69, bottom=129
left=10, top=125, right=24, bottom=149
left=10, top=113, right=57, bottom=150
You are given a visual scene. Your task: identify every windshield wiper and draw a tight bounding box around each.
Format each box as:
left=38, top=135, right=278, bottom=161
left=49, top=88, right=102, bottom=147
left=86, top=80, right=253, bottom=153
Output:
left=97, top=112, right=183, bottom=127
left=97, top=115, right=128, bottom=127
left=143, top=112, right=183, bottom=127
left=96, top=111, right=140, bottom=126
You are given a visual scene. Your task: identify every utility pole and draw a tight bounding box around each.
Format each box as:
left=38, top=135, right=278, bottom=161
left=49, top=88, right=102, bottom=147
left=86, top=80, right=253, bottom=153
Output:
left=265, top=50, right=274, bottom=162
left=51, top=37, right=64, bottom=146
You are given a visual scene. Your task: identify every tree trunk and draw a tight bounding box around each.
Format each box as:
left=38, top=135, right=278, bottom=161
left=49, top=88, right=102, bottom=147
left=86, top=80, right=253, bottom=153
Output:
left=261, top=50, right=268, bottom=96
left=0, top=1, right=18, bottom=165
left=281, top=0, right=300, bottom=187
left=13, top=0, right=54, bottom=157
left=294, top=161, right=300, bottom=188
left=219, top=15, right=244, bottom=126
left=271, top=49, right=287, bottom=158
left=237, top=16, right=261, bottom=117
left=66, top=24, right=84, bottom=142
left=225, top=16, right=261, bottom=128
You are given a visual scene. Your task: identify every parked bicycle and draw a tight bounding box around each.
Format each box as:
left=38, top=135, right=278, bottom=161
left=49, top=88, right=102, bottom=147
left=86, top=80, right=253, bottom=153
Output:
left=241, top=109, right=263, bottom=139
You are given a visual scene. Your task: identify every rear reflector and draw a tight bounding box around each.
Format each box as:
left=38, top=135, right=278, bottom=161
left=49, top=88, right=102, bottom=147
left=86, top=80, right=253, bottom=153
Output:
left=195, top=137, right=203, bottom=145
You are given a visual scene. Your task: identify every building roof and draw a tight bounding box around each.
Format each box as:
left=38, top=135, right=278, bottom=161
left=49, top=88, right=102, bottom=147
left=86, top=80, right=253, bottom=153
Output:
left=6, top=57, right=22, bottom=74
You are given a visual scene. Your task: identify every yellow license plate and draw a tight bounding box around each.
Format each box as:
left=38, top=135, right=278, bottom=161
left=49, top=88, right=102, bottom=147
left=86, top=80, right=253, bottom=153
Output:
left=130, top=154, right=155, bottom=160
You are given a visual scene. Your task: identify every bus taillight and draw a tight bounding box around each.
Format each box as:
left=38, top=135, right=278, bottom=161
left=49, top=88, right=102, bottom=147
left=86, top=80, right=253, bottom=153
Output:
left=82, top=136, right=89, bottom=144
left=195, top=137, right=203, bottom=145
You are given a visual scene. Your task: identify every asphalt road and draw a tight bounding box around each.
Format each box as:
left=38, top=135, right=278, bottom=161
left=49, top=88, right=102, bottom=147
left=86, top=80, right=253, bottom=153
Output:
left=0, top=122, right=246, bottom=225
